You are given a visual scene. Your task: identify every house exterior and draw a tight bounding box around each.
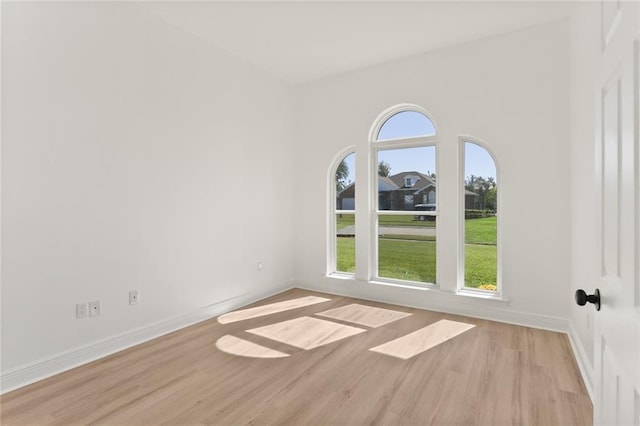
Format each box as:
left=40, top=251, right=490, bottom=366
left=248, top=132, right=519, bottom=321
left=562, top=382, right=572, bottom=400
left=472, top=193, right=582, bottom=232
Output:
left=337, top=171, right=477, bottom=210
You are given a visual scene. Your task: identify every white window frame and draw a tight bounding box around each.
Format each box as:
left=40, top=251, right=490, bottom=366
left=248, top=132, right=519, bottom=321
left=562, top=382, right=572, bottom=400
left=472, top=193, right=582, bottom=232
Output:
left=457, top=136, right=502, bottom=297
left=370, top=105, right=439, bottom=288
left=327, top=148, right=356, bottom=277
left=326, top=109, right=505, bottom=302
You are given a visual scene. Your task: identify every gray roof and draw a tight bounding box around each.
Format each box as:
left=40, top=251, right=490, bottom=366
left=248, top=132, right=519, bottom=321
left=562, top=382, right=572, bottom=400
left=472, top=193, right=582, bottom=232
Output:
left=389, top=171, right=436, bottom=192
left=378, top=175, right=399, bottom=189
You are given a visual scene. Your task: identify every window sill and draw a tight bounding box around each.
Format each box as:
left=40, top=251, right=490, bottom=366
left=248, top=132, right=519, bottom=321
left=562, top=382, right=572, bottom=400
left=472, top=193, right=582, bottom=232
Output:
left=326, top=272, right=356, bottom=280
left=369, top=279, right=436, bottom=291
left=456, top=289, right=509, bottom=303
left=325, top=274, right=509, bottom=304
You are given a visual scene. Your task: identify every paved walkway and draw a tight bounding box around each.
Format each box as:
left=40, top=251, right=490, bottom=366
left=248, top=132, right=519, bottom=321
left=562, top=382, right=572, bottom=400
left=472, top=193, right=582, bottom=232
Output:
left=338, top=225, right=436, bottom=237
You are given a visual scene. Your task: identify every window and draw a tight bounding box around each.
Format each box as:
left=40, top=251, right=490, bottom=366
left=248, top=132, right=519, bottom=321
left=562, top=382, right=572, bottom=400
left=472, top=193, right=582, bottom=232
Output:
left=332, top=151, right=355, bottom=275
left=461, top=140, right=499, bottom=293
left=404, top=175, right=420, bottom=188
left=327, top=106, right=501, bottom=298
left=373, top=109, right=438, bottom=285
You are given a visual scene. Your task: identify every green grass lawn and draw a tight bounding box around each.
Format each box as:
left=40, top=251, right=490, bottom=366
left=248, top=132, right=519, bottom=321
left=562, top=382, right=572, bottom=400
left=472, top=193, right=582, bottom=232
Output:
left=464, top=216, right=497, bottom=288
left=336, top=237, right=356, bottom=273
left=465, top=216, right=497, bottom=245
left=378, top=238, right=436, bottom=283
left=335, top=237, right=437, bottom=282
left=336, top=214, right=355, bottom=229
left=336, top=216, right=497, bottom=288
left=465, top=244, right=497, bottom=288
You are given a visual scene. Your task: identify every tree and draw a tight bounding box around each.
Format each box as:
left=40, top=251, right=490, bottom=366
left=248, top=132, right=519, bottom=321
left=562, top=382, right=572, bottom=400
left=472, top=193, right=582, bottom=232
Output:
left=336, top=160, right=349, bottom=191
left=465, top=175, right=497, bottom=211
left=485, top=186, right=497, bottom=211
left=378, top=161, right=391, bottom=177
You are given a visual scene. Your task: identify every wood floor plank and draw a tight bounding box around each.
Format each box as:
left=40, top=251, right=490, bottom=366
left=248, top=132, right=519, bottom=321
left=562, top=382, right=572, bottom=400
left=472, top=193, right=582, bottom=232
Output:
left=247, top=316, right=366, bottom=350
left=369, top=318, right=476, bottom=359
left=0, top=289, right=592, bottom=425
left=217, top=295, right=330, bottom=324
left=316, top=303, right=412, bottom=328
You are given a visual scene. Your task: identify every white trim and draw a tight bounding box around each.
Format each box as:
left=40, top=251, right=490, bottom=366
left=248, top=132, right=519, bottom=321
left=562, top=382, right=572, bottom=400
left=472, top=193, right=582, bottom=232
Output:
left=634, top=37, right=640, bottom=309
left=601, top=1, right=622, bottom=51
left=0, top=0, right=4, bottom=385
left=458, top=137, right=466, bottom=292
left=456, top=288, right=508, bottom=302
left=370, top=277, right=437, bottom=290
left=0, top=283, right=295, bottom=395
left=368, top=103, right=438, bottom=142
left=374, top=135, right=438, bottom=150
left=295, top=279, right=568, bottom=333
left=568, top=321, right=595, bottom=402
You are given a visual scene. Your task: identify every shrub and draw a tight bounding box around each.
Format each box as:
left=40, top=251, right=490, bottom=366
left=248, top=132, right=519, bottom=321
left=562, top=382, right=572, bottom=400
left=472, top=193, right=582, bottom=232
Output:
left=465, top=209, right=494, bottom=219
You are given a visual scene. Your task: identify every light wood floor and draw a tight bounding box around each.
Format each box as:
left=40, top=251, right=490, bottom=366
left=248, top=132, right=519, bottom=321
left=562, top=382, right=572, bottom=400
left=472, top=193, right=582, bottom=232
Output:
left=1, top=289, right=592, bottom=425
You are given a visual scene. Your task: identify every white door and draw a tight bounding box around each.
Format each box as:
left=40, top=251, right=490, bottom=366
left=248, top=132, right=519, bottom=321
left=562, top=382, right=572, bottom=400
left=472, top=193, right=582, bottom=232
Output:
left=592, top=1, right=640, bottom=424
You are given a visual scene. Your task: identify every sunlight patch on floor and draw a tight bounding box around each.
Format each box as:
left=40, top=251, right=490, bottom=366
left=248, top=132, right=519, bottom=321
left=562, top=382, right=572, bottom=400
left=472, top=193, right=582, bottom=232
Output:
left=215, top=335, right=290, bottom=358
left=247, top=316, right=366, bottom=350
left=218, top=296, right=331, bottom=324
left=369, top=319, right=476, bottom=359
left=316, top=303, right=411, bottom=328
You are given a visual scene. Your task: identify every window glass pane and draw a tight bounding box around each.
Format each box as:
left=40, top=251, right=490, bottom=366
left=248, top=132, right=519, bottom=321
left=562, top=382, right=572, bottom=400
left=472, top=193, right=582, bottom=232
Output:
left=336, top=213, right=355, bottom=273
left=464, top=142, right=497, bottom=291
left=377, top=216, right=436, bottom=284
left=377, top=146, right=436, bottom=212
left=377, top=111, right=436, bottom=140
left=336, top=153, right=355, bottom=209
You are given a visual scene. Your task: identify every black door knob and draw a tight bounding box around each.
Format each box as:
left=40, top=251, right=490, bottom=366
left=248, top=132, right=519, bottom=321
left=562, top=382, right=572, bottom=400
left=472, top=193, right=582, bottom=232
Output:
left=575, top=289, right=600, bottom=311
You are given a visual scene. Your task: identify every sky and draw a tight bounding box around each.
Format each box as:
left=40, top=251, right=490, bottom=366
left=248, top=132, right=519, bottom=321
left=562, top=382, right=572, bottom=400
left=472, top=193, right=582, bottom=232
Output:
left=339, top=111, right=496, bottom=184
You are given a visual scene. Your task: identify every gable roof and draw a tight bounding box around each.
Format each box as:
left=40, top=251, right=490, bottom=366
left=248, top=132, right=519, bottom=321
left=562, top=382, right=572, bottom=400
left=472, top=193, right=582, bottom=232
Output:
left=378, top=175, right=399, bottom=191
left=388, top=171, right=436, bottom=192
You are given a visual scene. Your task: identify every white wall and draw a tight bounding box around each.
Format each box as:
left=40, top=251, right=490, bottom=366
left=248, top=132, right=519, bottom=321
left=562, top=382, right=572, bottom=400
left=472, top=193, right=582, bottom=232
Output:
left=1, top=3, right=580, bottom=394
left=293, top=20, right=572, bottom=328
left=1, top=2, right=295, bottom=377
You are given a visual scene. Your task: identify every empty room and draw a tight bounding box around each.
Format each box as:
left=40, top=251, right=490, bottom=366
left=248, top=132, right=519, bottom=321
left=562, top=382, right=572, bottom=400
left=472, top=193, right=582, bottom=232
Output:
left=1, top=1, right=639, bottom=425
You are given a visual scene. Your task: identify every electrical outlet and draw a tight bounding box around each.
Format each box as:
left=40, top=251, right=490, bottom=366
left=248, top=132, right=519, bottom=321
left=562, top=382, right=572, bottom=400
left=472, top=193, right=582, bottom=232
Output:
left=89, top=300, right=101, bottom=317
left=129, top=290, right=139, bottom=305
left=76, top=302, right=88, bottom=318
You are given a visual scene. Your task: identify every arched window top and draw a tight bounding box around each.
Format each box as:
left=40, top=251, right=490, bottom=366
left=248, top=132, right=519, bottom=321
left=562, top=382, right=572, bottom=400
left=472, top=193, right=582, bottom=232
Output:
left=463, top=140, right=498, bottom=184
left=376, top=110, right=436, bottom=141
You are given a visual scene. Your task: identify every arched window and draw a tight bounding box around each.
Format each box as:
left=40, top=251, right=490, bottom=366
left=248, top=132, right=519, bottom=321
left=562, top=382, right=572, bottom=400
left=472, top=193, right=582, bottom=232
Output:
left=327, top=108, right=502, bottom=299
left=461, top=140, right=499, bottom=293
left=330, top=151, right=355, bottom=275
left=372, top=106, right=438, bottom=285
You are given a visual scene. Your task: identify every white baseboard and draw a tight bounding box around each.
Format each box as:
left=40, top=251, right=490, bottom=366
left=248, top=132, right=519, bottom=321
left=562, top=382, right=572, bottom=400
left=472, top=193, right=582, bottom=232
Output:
left=567, top=321, right=594, bottom=402
left=0, top=282, right=294, bottom=395
left=295, top=279, right=569, bottom=333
